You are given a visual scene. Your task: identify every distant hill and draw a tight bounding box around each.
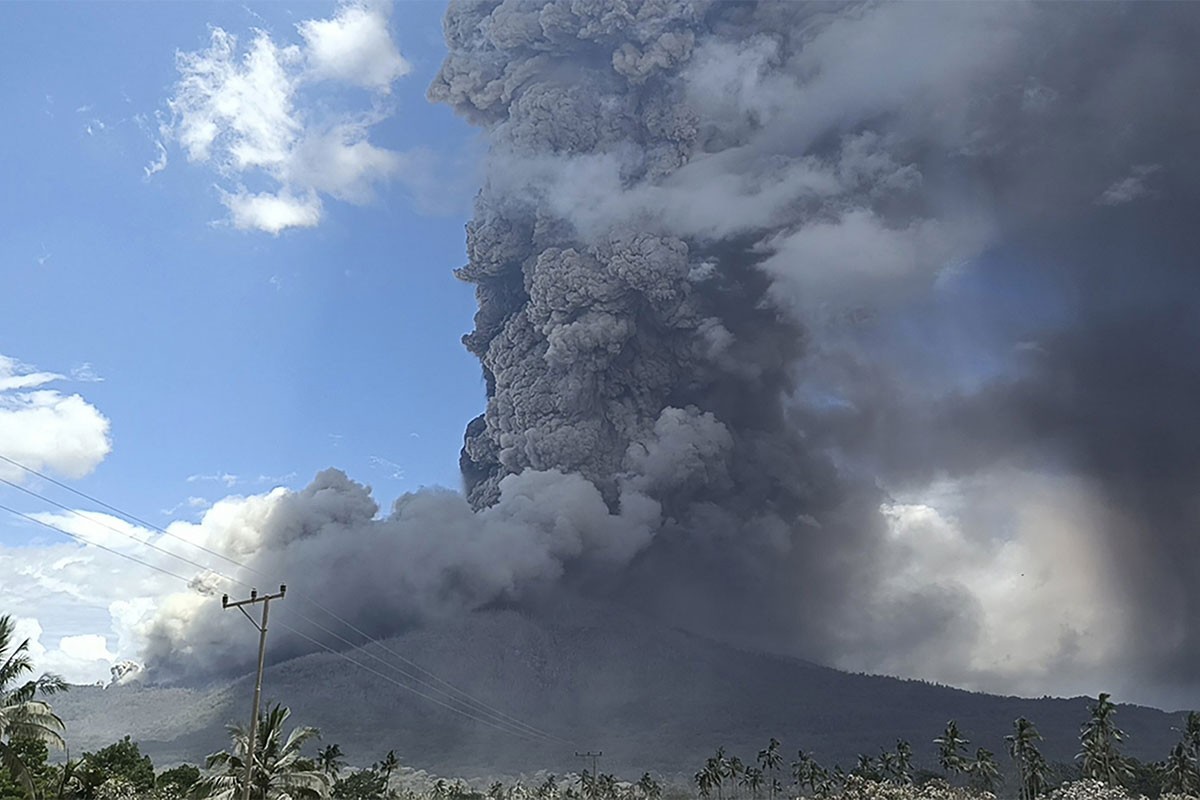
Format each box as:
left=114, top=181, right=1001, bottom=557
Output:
left=52, top=608, right=1188, bottom=780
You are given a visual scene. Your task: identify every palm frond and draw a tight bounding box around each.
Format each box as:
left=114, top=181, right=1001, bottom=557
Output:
left=0, top=739, right=39, bottom=800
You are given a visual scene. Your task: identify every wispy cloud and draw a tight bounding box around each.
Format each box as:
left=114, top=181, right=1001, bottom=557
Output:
left=160, top=1, right=413, bottom=233
left=1096, top=163, right=1160, bottom=206
left=70, top=363, right=104, bottom=383
left=186, top=472, right=240, bottom=488
left=368, top=455, right=405, bottom=480
left=184, top=471, right=295, bottom=488
left=160, top=496, right=213, bottom=516
left=143, top=141, right=168, bottom=179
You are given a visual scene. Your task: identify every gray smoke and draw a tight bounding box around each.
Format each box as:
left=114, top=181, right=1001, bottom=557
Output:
left=429, top=0, right=1200, bottom=702
left=144, top=0, right=1200, bottom=705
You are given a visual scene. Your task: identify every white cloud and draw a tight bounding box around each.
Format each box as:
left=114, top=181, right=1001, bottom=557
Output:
left=187, top=472, right=240, bottom=487
left=0, top=355, right=112, bottom=483
left=70, top=363, right=104, bottom=383
left=298, top=1, right=411, bottom=90
left=840, top=468, right=1133, bottom=700
left=0, top=500, right=256, bottom=684
left=143, top=141, right=169, bottom=178
left=222, top=189, right=322, bottom=233
left=161, top=1, right=412, bottom=233
left=1096, top=163, right=1160, bottom=206
left=9, top=619, right=116, bottom=685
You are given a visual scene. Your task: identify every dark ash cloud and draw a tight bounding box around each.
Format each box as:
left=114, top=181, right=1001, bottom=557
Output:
left=143, top=0, right=1200, bottom=707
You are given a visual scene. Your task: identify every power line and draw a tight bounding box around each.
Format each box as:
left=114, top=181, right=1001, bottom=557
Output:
left=277, top=621, right=561, bottom=743
left=0, top=475, right=248, bottom=590
left=0, top=502, right=194, bottom=584
left=1, top=499, right=559, bottom=743
left=288, top=607, right=566, bottom=743
left=3, top=468, right=548, bottom=736
left=0, top=454, right=569, bottom=744
left=0, top=453, right=248, bottom=572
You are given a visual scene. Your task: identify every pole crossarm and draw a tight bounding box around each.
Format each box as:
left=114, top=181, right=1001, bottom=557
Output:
left=223, top=585, right=286, bottom=800
left=223, top=585, right=287, bottom=612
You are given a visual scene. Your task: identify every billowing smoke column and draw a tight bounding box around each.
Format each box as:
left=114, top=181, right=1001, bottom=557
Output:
left=144, top=0, right=1200, bottom=705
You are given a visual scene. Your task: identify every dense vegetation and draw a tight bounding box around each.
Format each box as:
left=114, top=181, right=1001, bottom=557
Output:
left=5, top=615, right=1200, bottom=800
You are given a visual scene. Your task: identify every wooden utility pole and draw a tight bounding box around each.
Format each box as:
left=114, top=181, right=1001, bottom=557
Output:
left=576, top=751, right=602, bottom=792
left=223, top=585, right=286, bottom=800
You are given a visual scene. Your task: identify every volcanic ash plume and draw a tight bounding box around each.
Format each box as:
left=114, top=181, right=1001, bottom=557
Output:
left=144, top=0, right=1200, bottom=704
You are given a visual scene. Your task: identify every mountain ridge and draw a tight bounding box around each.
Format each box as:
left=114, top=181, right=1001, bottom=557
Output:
left=52, top=608, right=1186, bottom=779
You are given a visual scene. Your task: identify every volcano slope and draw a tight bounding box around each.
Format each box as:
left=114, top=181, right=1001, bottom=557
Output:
left=54, top=607, right=1182, bottom=777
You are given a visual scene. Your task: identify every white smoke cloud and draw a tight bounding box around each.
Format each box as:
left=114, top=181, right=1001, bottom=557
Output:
left=844, top=469, right=1130, bottom=698
left=0, top=354, right=112, bottom=483
left=161, top=1, right=412, bottom=233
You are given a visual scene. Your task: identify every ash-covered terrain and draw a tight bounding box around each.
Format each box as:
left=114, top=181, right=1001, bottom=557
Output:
left=56, top=608, right=1185, bottom=777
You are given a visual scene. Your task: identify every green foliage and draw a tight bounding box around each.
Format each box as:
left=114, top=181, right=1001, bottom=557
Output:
left=933, top=722, right=970, bottom=778
left=1006, top=718, right=1050, bottom=800
left=376, top=754, right=399, bottom=784
left=636, top=774, right=661, bottom=800
left=1078, top=694, right=1133, bottom=787
left=193, top=704, right=329, bottom=800
left=318, top=748, right=345, bottom=781
left=964, top=749, right=999, bottom=795
left=1116, top=755, right=1162, bottom=799
left=78, top=737, right=155, bottom=800
left=1, top=615, right=67, bottom=800
left=0, top=739, right=53, bottom=800
left=158, top=765, right=202, bottom=799
left=332, top=770, right=387, bottom=800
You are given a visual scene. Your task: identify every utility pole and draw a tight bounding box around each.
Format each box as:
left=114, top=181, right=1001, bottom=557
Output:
left=576, top=751, right=602, bottom=797
left=223, top=585, right=286, bottom=800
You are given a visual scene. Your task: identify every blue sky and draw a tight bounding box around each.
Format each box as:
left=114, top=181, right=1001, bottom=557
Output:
left=3, top=1, right=480, bottom=517
left=1, top=0, right=489, bottom=678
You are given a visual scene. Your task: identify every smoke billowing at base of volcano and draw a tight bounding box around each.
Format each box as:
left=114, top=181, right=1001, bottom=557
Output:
left=142, top=0, right=1200, bottom=708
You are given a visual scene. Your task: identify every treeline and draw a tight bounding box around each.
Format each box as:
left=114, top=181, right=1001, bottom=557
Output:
left=1, top=615, right=660, bottom=800
left=7, top=614, right=1200, bottom=800
left=691, top=695, right=1200, bottom=800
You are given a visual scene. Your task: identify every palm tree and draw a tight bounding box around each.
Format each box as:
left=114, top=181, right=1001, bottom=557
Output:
left=790, top=751, right=821, bottom=796
left=594, top=774, right=616, bottom=800
left=693, top=769, right=712, bottom=800
left=967, top=748, right=1001, bottom=794
left=756, top=740, right=781, bottom=800
left=377, top=752, right=399, bottom=785
left=193, top=704, right=329, bottom=800
left=877, top=749, right=898, bottom=785
left=894, top=741, right=913, bottom=786
left=1181, top=711, right=1200, bottom=758
left=1078, top=693, right=1131, bottom=786
left=725, top=757, right=744, bottom=800
left=1006, top=718, right=1049, bottom=800
left=316, top=745, right=344, bottom=780
left=535, top=775, right=558, bottom=800
left=706, top=749, right=727, bottom=800
left=1161, top=743, right=1198, bottom=795
left=850, top=755, right=879, bottom=782
left=933, top=721, right=970, bottom=778
left=635, top=774, right=659, bottom=800
left=738, top=767, right=763, bottom=800
left=2, top=615, right=67, bottom=800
